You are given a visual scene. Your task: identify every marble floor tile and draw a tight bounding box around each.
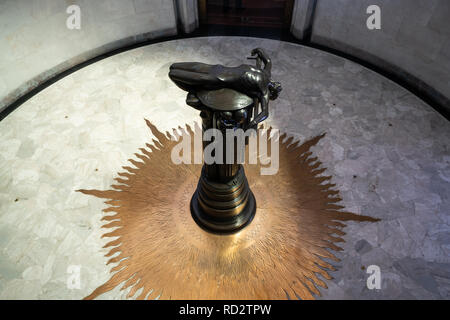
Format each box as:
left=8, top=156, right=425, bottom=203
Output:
left=0, top=37, right=449, bottom=299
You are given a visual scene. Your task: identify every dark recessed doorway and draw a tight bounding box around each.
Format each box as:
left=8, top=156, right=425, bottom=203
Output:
left=199, top=0, right=294, bottom=29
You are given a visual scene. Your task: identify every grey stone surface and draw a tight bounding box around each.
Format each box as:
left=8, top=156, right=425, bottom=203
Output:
left=393, top=257, right=450, bottom=296
left=311, top=0, right=450, bottom=112
left=355, top=239, right=373, bottom=255
left=0, top=37, right=449, bottom=299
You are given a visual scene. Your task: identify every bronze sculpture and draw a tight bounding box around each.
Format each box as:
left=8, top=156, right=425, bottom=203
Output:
left=169, top=48, right=282, bottom=233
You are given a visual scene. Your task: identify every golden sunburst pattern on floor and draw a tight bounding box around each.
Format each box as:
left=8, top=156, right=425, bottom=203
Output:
left=78, top=120, right=378, bottom=300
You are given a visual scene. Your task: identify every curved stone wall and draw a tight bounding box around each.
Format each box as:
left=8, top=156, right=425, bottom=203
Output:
left=0, top=0, right=178, bottom=112
left=2, top=0, right=449, bottom=118
left=291, top=0, right=450, bottom=116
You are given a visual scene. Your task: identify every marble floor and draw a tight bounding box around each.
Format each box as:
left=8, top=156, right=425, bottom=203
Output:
left=0, top=37, right=449, bottom=300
